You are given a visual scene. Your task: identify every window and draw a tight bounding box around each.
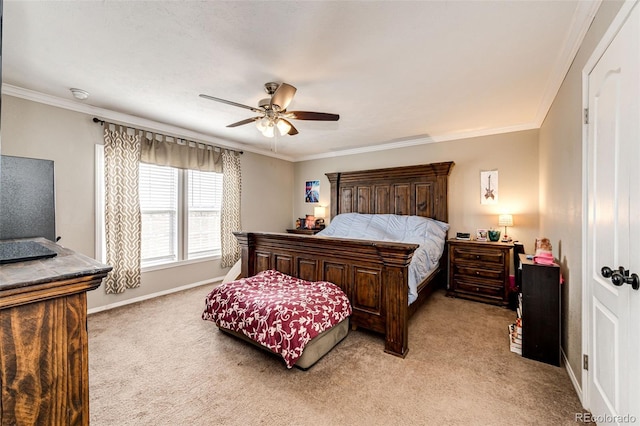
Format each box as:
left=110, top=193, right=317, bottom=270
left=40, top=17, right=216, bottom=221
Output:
left=139, top=163, right=223, bottom=268
left=139, top=164, right=179, bottom=265
left=186, top=169, right=222, bottom=259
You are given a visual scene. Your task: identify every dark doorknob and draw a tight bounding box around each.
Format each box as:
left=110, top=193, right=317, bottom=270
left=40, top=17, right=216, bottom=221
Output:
left=601, top=266, right=640, bottom=290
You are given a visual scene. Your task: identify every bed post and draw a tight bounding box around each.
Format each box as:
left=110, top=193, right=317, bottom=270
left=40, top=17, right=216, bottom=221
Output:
left=325, top=172, right=340, bottom=219
left=377, top=246, right=412, bottom=358
left=233, top=232, right=255, bottom=278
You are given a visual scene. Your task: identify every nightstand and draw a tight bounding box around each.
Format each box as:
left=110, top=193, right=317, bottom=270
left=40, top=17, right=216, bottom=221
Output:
left=447, top=239, right=513, bottom=306
left=286, top=228, right=322, bottom=235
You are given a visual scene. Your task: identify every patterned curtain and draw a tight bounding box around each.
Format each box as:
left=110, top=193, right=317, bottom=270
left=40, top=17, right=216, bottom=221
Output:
left=103, top=124, right=142, bottom=294
left=221, top=150, right=242, bottom=267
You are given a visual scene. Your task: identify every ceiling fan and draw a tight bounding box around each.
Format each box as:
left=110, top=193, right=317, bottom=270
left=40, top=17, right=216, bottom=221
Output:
left=199, top=82, right=339, bottom=138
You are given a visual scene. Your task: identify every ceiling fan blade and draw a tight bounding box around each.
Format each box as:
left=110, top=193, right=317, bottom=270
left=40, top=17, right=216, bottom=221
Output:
left=199, top=94, right=263, bottom=113
left=270, top=83, right=297, bottom=111
left=227, top=117, right=261, bottom=128
left=287, top=111, right=340, bottom=121
left=280, top=118, right=299, bottom=136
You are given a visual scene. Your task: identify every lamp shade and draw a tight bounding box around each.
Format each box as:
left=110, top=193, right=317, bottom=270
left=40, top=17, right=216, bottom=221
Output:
left=314, top=206, right=326, bottom=218
left=498, top=214, right=513, bottom=227
left=262, top=123, right=275, bottom=138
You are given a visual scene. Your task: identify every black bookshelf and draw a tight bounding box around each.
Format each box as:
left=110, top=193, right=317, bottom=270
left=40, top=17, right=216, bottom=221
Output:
left=519, top=254, right=561, bottom=366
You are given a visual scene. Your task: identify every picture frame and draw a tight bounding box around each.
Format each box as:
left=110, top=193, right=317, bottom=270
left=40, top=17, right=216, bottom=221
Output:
left=305, top=180, right=320, bottom=203
left=476, top=229, right=488, bottom=241
left=480, top=170, right=498, bottom=204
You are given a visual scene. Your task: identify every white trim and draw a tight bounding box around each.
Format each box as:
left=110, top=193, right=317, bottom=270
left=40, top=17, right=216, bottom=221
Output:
left=141, top=254, right=220, bottom=273
left=87, top=276, right=222, bottom=315
left=583, top=0, right=639, bottom=73
left=563, top=348, right=584, bottom=405
left=581, top=45, right=591, bottom=413
left=1, top=84, right=293, bottom=162
left=295, top=122, right=538, bottom=162
left=533, top=1, right=602, bottom=126
left=580, top=0, right=639, bottom=412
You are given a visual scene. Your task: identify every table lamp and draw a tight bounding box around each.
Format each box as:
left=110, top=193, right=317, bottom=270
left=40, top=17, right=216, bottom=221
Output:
left=498, top=214, right=513, bottom=242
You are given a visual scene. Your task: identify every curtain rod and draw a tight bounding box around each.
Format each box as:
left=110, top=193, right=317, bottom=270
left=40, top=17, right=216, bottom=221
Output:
left=92, top=117, right=243, bottom=154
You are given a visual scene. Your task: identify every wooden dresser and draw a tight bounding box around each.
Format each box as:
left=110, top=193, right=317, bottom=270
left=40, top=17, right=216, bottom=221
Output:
left=0, top=238, right=111, bottom=425
left=447, top=239, right=513, bottom=306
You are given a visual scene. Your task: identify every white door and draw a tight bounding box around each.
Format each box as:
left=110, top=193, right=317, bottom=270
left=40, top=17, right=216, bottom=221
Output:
left=586, top=1, right=640, bottom=423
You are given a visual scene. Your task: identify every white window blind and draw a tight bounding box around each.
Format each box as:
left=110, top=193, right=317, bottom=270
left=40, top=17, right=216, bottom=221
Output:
left=138, top=163, right=223, bottom=268
left=139, top=163, right=179, bottom=266
left=187, top=170, right=223, bottom=259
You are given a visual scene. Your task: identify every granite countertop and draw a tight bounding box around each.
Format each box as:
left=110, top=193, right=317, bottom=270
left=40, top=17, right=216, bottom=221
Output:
left=0, top=238, right=112, bottom=290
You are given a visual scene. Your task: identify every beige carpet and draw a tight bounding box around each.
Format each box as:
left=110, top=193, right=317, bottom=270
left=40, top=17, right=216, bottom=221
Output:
left=88, top=285, right=587, bottom=425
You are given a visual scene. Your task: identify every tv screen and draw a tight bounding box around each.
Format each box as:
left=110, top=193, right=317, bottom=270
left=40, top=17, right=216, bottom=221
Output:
left=0, top=155, right=56, bottom=242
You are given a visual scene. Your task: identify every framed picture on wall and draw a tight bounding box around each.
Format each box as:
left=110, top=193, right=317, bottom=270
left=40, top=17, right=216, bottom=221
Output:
left=480, top=170, right=498, bottom=204
left=305, top=180, right=320, bottom=203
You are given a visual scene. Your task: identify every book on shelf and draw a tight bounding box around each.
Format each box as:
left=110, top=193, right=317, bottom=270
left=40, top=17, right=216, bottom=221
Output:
left=510, top=344, right=522, bottom=355
left=509, top=323, right=522, bottom=340
left=509, top=323, right=522, bottom=355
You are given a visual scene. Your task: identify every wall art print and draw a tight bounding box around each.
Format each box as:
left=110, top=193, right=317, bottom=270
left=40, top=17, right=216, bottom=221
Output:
left=305, top=180, right=320, bottom=203
left=480, top=170, right=498, bottom=205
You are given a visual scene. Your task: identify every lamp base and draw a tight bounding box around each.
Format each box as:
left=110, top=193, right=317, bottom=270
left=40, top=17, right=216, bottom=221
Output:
left=501, top=235, right=512, bottom=242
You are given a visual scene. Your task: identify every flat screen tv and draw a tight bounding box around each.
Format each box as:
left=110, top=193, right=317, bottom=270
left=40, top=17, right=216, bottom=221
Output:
left=0, top=155, right=56, bottom=242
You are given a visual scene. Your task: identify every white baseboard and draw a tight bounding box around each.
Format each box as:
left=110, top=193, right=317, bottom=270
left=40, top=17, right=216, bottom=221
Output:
left=87, top=276, right=223, bottom=315
left=562, top=348, right=583, bottom=405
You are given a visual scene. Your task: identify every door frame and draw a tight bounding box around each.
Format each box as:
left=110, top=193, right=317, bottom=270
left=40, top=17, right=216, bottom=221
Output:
left=581, top=0, right=639, bottom=409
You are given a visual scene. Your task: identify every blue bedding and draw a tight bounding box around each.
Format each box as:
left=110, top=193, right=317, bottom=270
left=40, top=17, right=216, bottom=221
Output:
left=317, top=213, right=449, bottom=304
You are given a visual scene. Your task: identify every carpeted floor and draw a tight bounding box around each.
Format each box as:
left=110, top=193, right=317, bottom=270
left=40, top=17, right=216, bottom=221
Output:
left=88, top=285, right=587, bottom=425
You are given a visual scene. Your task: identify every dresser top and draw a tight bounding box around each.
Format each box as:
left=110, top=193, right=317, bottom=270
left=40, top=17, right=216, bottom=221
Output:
left=0, top=238, right=112, bottom=290
left=448, top=238, right=514, bottom=248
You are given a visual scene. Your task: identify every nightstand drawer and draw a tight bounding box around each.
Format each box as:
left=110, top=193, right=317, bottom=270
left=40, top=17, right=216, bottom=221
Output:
left=454, top=277, right=504, bottom=299
left=452, top=247, right=505, bottom=265
left=454, top=265, right=504, bottom=281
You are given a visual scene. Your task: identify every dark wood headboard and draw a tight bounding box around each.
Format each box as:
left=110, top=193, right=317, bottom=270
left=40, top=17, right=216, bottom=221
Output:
left=325, top=162, right=454, bottom=223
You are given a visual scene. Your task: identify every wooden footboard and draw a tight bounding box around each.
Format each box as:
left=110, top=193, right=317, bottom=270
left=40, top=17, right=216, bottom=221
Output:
left=234, top=231, right=420, bottom=357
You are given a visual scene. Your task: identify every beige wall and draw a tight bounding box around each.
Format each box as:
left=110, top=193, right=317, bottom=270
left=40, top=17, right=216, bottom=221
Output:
left=294, top=130, right=540, bottom=255
left=0, top=95, right=293, bottom=310
left=539, top=0, right=624, bottom=389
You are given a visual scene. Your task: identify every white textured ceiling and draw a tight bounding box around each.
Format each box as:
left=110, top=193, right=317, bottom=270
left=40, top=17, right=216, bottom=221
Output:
left=2, top=1, right=599, bottom=161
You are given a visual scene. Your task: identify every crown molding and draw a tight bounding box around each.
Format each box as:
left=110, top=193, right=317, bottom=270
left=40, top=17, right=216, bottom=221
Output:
left=295, top=122, right=538, bottom=162
left=2, top=84, right=539, bottom=163
left=533, top=0, right=602, bottom=126
left=1, top=84, right=294, bottom=162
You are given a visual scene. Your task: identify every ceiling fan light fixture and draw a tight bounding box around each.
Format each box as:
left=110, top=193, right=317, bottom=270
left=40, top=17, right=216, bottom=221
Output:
left=262, top=122, right=275, bottom=138
left=276, top=118, right=291, bottom=136
left=255, top=117, right=268, bottom=132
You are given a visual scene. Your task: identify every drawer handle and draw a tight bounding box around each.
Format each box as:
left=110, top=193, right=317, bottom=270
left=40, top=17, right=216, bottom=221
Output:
left=476, top=255, right=480, bottom=259
left=476, top=271, right=480, bottom=275
left=475, top=287, right=480, bottom=292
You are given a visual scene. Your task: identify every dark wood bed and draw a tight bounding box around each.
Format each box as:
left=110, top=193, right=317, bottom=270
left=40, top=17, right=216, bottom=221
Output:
left=234, top=161, right=454, bottom=358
